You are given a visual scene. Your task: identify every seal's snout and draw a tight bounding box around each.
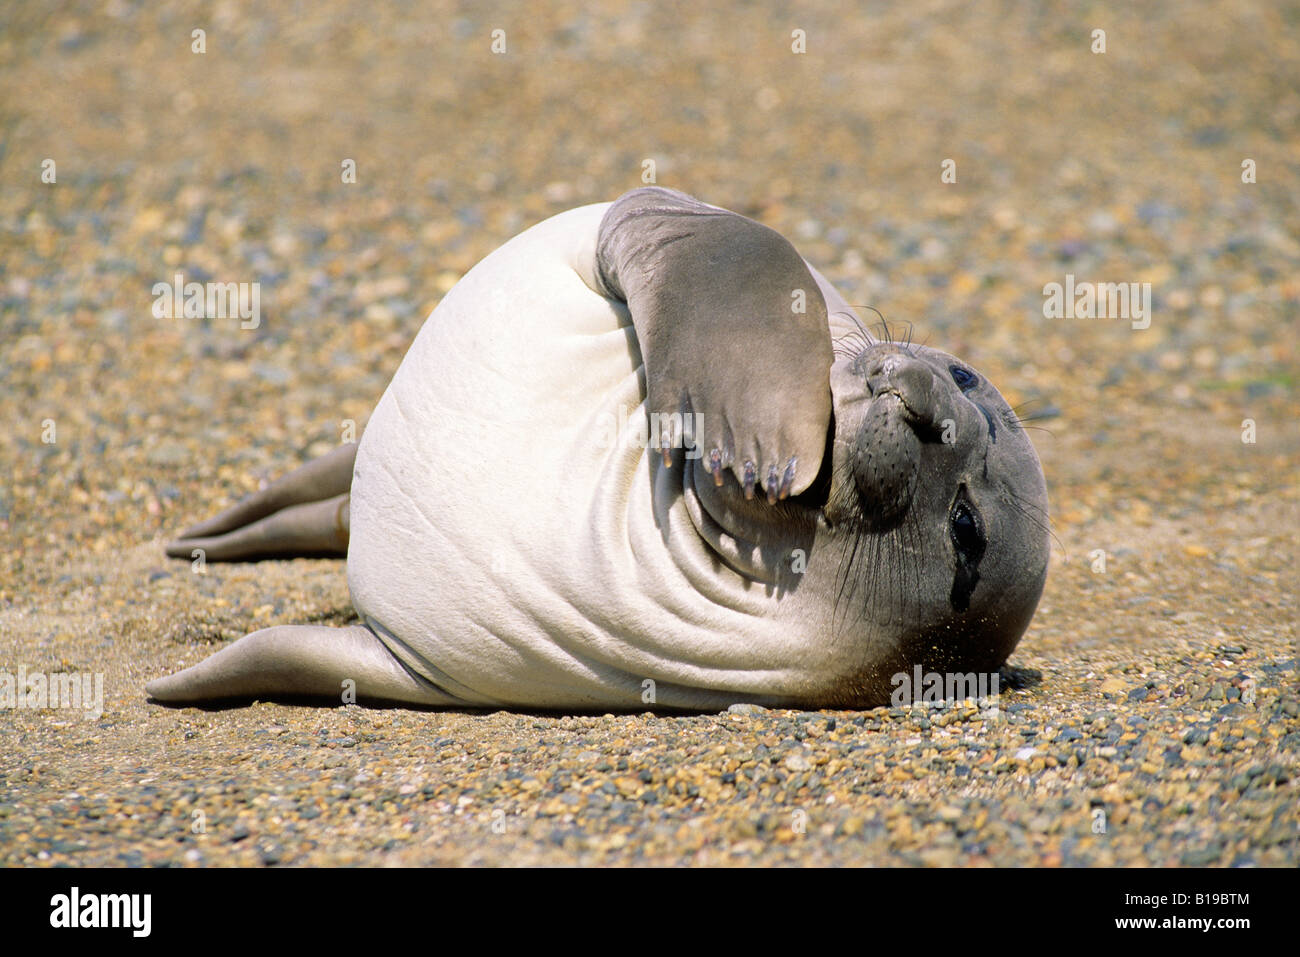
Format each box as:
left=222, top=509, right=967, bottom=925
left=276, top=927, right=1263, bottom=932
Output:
left=848, top=390, right=922, bottom=531
left=825, top=345, right=953, bottom=531
left=862, top=349, right=939, bottom=427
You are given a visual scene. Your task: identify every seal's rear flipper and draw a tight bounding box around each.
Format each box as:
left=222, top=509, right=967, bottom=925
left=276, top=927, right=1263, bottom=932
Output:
left=146, top=624, right=455, bottom=706
left=166, top=442, right=358, bottom=561
left=166, top=493, right=349, bottom=561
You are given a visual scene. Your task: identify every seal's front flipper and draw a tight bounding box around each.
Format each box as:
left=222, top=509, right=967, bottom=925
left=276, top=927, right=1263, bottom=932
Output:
left=146, top=624, right=453, bottom=706
left=166, top=442, right=357, bottom=561
left=595, top=187, right=833, bottom=501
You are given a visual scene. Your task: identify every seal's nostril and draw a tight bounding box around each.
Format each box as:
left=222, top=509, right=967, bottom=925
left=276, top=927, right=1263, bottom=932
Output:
left=896, top=361, right=933, bottom=398
left=864, top=354, right=938, bottom=427
left=866, top=352, right=901, bottom=376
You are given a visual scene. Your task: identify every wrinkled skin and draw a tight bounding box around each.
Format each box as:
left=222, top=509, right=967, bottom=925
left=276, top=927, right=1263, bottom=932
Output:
left=152, top=189, right=1050, bottom=710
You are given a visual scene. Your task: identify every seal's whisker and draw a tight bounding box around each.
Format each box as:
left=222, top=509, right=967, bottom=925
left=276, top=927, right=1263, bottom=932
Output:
left=899, top=320, right=917, bottom=352
left=900, top=509, right=919, bottom=637
left=836, top=311, right=878, bottom=351
left=1002, top=399, right=1063, bottom=432
left=1013, top=412, right=1059, bottom=424
left=1002, top=491, right=1063, bottom=556
left=1001, top=404, right=1058, bottom=434
left=832, top=328, right=874, bottom=363
left=846, top=304, right=893, bottom=346
left=873, top=517, right=892, bottom=637
left=873, top=310, right=893, bottom=346
left=1001, top=488, right=1050, bottom=521
left=828, top=463, right=924, bottom=642
left=1005, top=398, right=1050, bottom=414
left=835, top=523, right=868, bottom=633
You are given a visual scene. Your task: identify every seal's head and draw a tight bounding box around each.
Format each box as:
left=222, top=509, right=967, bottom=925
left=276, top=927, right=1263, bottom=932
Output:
left=821, top=340, right=1050, bottom=704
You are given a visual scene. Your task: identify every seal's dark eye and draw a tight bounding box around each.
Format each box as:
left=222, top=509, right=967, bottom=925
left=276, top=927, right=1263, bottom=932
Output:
left=950, top=365, right=977, bottom=391
left=949, top=491, right=986, bottom=563
left=948, top=487, right=987, bottom=613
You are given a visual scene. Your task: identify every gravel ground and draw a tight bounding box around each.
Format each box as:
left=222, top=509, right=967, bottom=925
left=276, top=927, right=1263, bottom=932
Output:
left=1, top=0, right=1296, bottom=866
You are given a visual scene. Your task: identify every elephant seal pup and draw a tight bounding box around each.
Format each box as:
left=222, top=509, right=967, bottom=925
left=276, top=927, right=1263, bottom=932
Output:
left=149, top=187, right=1050, bottom=710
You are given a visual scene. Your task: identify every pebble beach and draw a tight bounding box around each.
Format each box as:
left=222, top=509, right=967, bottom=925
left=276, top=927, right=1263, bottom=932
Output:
left=0, top=0, right=1296, bottom=866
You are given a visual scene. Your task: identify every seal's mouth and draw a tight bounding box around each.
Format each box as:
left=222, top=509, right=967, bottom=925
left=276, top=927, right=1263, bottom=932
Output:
left=867, top=385, right=929, bottom=426
left=819, top=385, right=925, bottom=534
left=861, top=356, right=945, bottom=434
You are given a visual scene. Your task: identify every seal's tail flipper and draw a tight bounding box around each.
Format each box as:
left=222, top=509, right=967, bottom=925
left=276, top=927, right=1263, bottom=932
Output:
left=166, top=442, right=358, bottom=561
left=146, top=624, right=452, bottom=706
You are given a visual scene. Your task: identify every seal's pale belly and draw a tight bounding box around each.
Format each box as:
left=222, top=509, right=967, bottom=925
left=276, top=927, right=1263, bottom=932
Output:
left=347, top=204, right=812, bottom=709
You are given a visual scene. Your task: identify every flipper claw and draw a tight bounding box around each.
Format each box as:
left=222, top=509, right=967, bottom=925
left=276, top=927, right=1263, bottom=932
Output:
left=779, top=456, right=797, bottom=499
left=709, top=448, right=724, bottom=486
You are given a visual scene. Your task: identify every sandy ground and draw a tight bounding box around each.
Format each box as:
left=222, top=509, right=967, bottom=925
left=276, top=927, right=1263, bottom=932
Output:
left=1, top=0, right=1296, bottom=866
